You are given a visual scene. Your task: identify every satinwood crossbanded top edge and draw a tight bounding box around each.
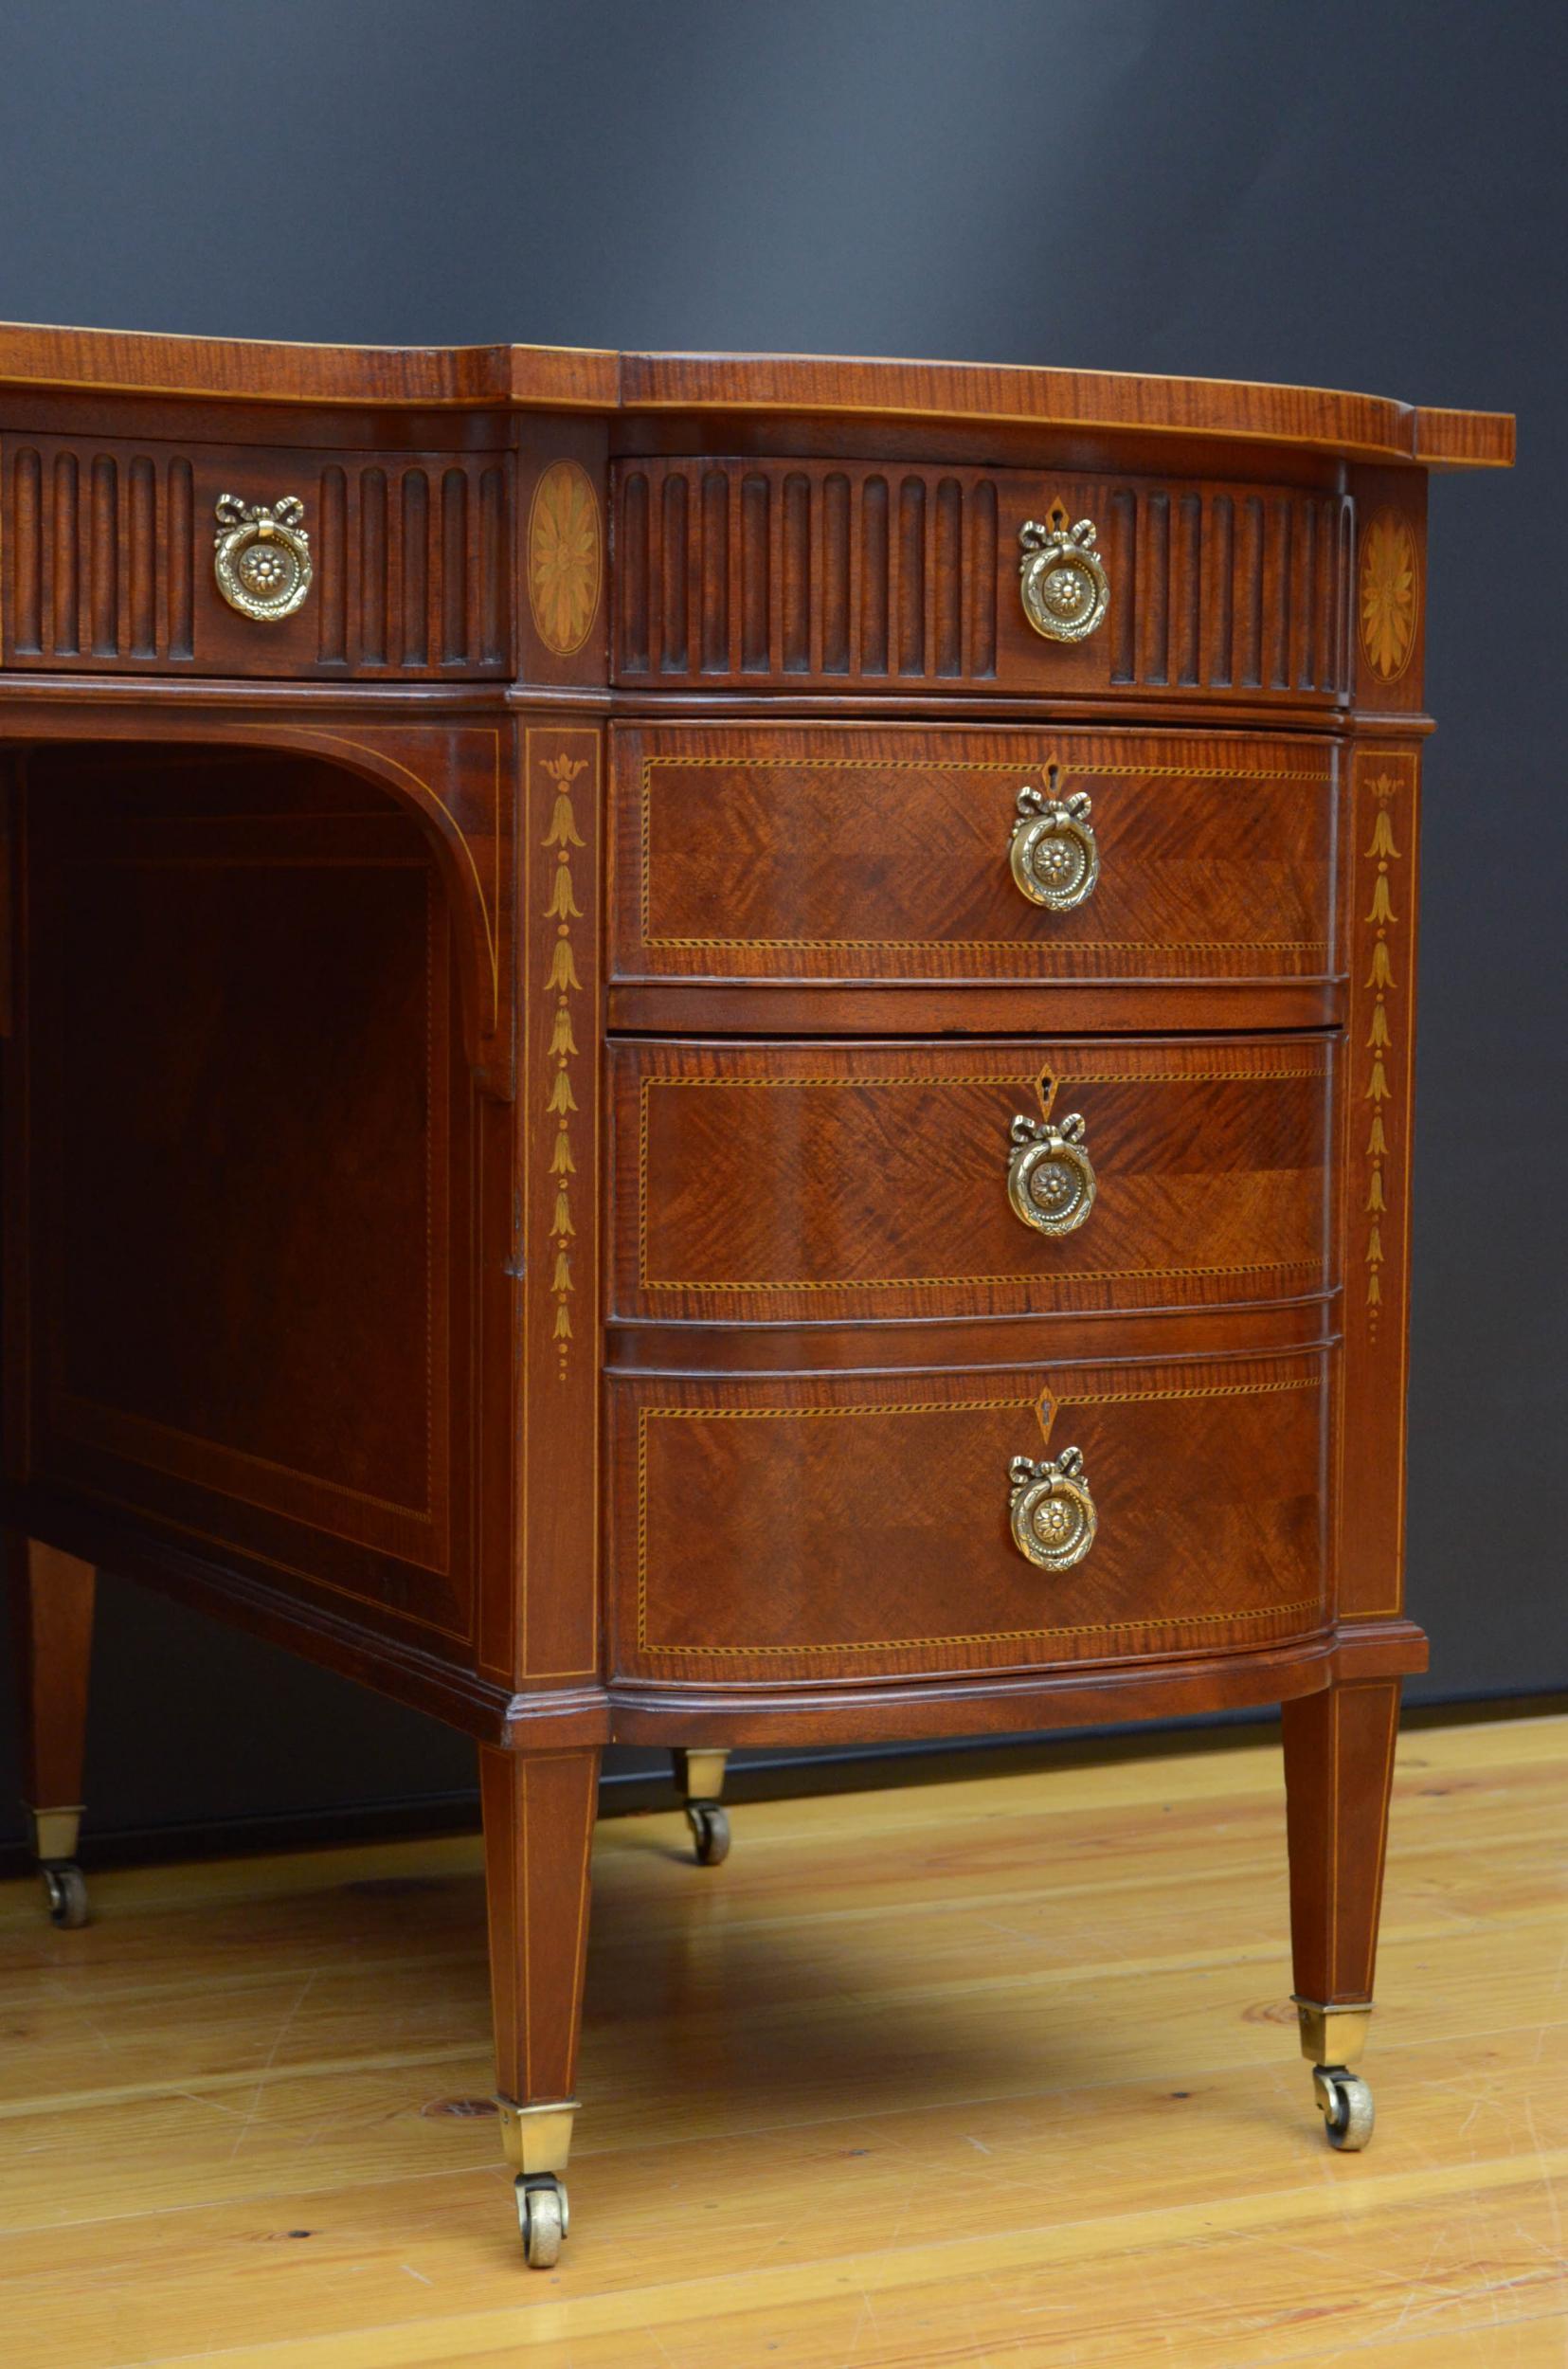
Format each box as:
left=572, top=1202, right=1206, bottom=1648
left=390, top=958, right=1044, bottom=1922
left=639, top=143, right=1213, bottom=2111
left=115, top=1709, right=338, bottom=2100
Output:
left=0, top=320, right=1514, bottom=467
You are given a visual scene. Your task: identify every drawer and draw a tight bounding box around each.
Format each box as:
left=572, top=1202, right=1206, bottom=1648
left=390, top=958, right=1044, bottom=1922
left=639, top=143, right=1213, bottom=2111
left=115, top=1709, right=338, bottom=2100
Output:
left=612, top=1036, right=1334, bottom=1323
left=612, top=458, right=1352, bottom=703
left=609, top=723, right=1338, bottom=991
left=609, top=1348, right=1329, bottom=1683
left=1, top=434, right=511, bottom=678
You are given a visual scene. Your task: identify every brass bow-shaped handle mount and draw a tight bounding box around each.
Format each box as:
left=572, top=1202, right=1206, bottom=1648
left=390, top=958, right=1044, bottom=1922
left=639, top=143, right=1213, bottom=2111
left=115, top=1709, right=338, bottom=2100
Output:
left=1008, top=783, right=1100, bottom=912
left=1007, top=1109, right=1095, bottom=1237
left=1009, top=1445, right=1097, bottom=1570
left=213, top=493, right=313, bottom=622
left=1018, top=515, right=1109, bottom=642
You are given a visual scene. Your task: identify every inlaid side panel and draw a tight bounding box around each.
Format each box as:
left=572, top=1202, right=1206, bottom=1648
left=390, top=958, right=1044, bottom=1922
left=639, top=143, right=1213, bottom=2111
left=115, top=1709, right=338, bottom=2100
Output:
left=609, top=1348, right=1329, bottom=1683
left=1350, top=467, right=1428, bottom=714
left=612, top=459, right=1351, bottom=702
left=2, top=436, right=511, bottom=678
left=611, top=723, right=1339, bottom=987
left=1336, top=744, right=1421, bottom=1619
left=613, top=1036, right=1334, bottom=1323
left=22, top=749, right=478, bottom=1651
left=516, top=426, right=610, bottom=691
left=504, top=723, right=604, bottom=1687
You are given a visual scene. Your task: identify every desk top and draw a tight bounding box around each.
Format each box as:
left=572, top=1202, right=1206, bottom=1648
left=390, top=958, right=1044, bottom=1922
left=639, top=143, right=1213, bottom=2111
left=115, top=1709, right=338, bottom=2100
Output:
left=0, top=320, right=1514, bottom=469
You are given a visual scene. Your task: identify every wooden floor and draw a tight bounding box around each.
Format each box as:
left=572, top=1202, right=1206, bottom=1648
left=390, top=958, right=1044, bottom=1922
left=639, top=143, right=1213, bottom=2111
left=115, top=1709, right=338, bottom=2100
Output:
left=1, top=1714, right=1565, bottom=2368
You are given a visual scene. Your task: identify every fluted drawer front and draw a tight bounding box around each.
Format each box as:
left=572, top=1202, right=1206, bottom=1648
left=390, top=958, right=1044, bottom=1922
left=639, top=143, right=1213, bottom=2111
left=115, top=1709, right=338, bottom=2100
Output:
left=2, top=435, right=511, bottom=677
left=613, top=1035, right=1333, bottom=1324
left=609, top=1348, right=1328, bottom=1684
left=610, top=723, right=1337, bottom=990
left=612, top=458, right=1352, bottom=700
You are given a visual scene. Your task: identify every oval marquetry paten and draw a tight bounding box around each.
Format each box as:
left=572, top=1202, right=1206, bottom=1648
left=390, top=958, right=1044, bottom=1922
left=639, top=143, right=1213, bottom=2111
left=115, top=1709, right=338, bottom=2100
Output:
left=528, top=459, right=602, bottom=657
left=1359, top=509, right=1420, bottom=682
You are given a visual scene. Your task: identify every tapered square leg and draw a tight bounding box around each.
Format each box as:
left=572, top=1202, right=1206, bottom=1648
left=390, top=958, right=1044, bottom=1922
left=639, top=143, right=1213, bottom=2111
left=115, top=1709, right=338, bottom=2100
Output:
left=478, top=1744, right=599, bottom=2265
left=1282, top=1675, right=1401, bottom=2150
left=5, top=1535, right=96, bottom=1927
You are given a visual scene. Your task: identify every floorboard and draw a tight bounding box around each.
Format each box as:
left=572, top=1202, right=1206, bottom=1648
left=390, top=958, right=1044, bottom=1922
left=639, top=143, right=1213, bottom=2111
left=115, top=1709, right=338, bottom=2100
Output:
left=1, top=1714, right=1563, bottom=2367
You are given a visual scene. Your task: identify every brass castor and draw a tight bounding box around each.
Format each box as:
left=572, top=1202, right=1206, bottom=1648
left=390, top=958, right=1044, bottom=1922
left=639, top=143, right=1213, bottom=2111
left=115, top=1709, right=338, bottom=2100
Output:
left=1313, top=2066, right=1374, bottom=2151
left=685, top=1800, right=730, bottom=1867
left=515, top=2173, right=568, bottom=2268
left=672, top=1749, right=731, bottom=1867
left=41, top=1861, right=88, bottom=1930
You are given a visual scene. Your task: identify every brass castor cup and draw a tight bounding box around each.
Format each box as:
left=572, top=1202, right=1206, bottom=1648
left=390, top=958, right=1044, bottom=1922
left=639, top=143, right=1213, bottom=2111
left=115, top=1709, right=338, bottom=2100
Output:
left=1313, top=2066, right=1375, bottom=2151
left=515, top=2173, right=568, bottom=2268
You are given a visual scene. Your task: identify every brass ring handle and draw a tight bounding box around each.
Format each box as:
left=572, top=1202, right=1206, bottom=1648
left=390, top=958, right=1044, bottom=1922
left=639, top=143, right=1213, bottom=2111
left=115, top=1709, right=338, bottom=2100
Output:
left=1009, top=1446, right=1096, bottom=1569
left=1009, top=784, right=1099, bottom=911
left=1018, top=515, right=1109, bottom=642
left=1007, top=1111, right=1095, bottom=1237
left=213, top=494, right=313, bottom=622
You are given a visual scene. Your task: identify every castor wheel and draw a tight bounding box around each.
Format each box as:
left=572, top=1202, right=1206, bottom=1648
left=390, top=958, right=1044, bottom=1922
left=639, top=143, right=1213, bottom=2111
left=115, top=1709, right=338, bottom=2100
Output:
left=41, top=1861, right=88, bottom=1930
left=1312, top=2066, right=1374, bottom=2151
left=686, top=1800, right=730, bottom=1867
left=672, top=1750, right=731, bottom=1865
left=515, top=2173, right=568, bottom=2268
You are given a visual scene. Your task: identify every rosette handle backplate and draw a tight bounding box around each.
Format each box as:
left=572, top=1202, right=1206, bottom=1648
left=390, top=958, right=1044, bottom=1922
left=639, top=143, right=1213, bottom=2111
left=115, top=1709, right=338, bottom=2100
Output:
left=1009, top=1446, right=1097, bottom=1571
left=213, top=494, right=313, bottom=623
left=1018, top=515, right=1109, bottom=643
left=1007, top=1110, right=1096, bottom=1237
left=1008, top=783, right=1100, bottom=912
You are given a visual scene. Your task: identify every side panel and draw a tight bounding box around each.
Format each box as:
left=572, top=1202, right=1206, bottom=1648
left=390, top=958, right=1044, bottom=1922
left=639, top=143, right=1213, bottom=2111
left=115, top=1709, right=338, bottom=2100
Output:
left=19, top=745, right=480, bottom=1656
left=507, top=720, right=604, bottom=1688
left=1335, top=741, right=1422, bottom=1621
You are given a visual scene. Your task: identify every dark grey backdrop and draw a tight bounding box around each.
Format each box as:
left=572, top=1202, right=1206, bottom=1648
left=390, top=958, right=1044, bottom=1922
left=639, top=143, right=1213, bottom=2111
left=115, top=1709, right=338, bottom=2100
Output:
left=0, top=0, right=1563, bottom=1847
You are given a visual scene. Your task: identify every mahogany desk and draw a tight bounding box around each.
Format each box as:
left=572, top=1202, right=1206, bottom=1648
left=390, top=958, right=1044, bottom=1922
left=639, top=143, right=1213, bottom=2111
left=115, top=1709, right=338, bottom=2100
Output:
left=0, top=327, right=1513, bottom=2263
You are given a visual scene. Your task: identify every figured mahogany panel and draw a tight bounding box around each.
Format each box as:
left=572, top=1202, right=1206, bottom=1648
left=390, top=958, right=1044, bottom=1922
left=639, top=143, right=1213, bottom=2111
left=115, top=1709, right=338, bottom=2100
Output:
left=612, top=1036, right=1334, bottom=1323
left=23, top=748, right=478, bottom=1649
left=611, top=721, right=1338, bottom=990
left=1, top=436, right=511, bottom=678
left=611, top=459, right=1351, bottom=702
left=609, top=1347, right=1329, bottom=1684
